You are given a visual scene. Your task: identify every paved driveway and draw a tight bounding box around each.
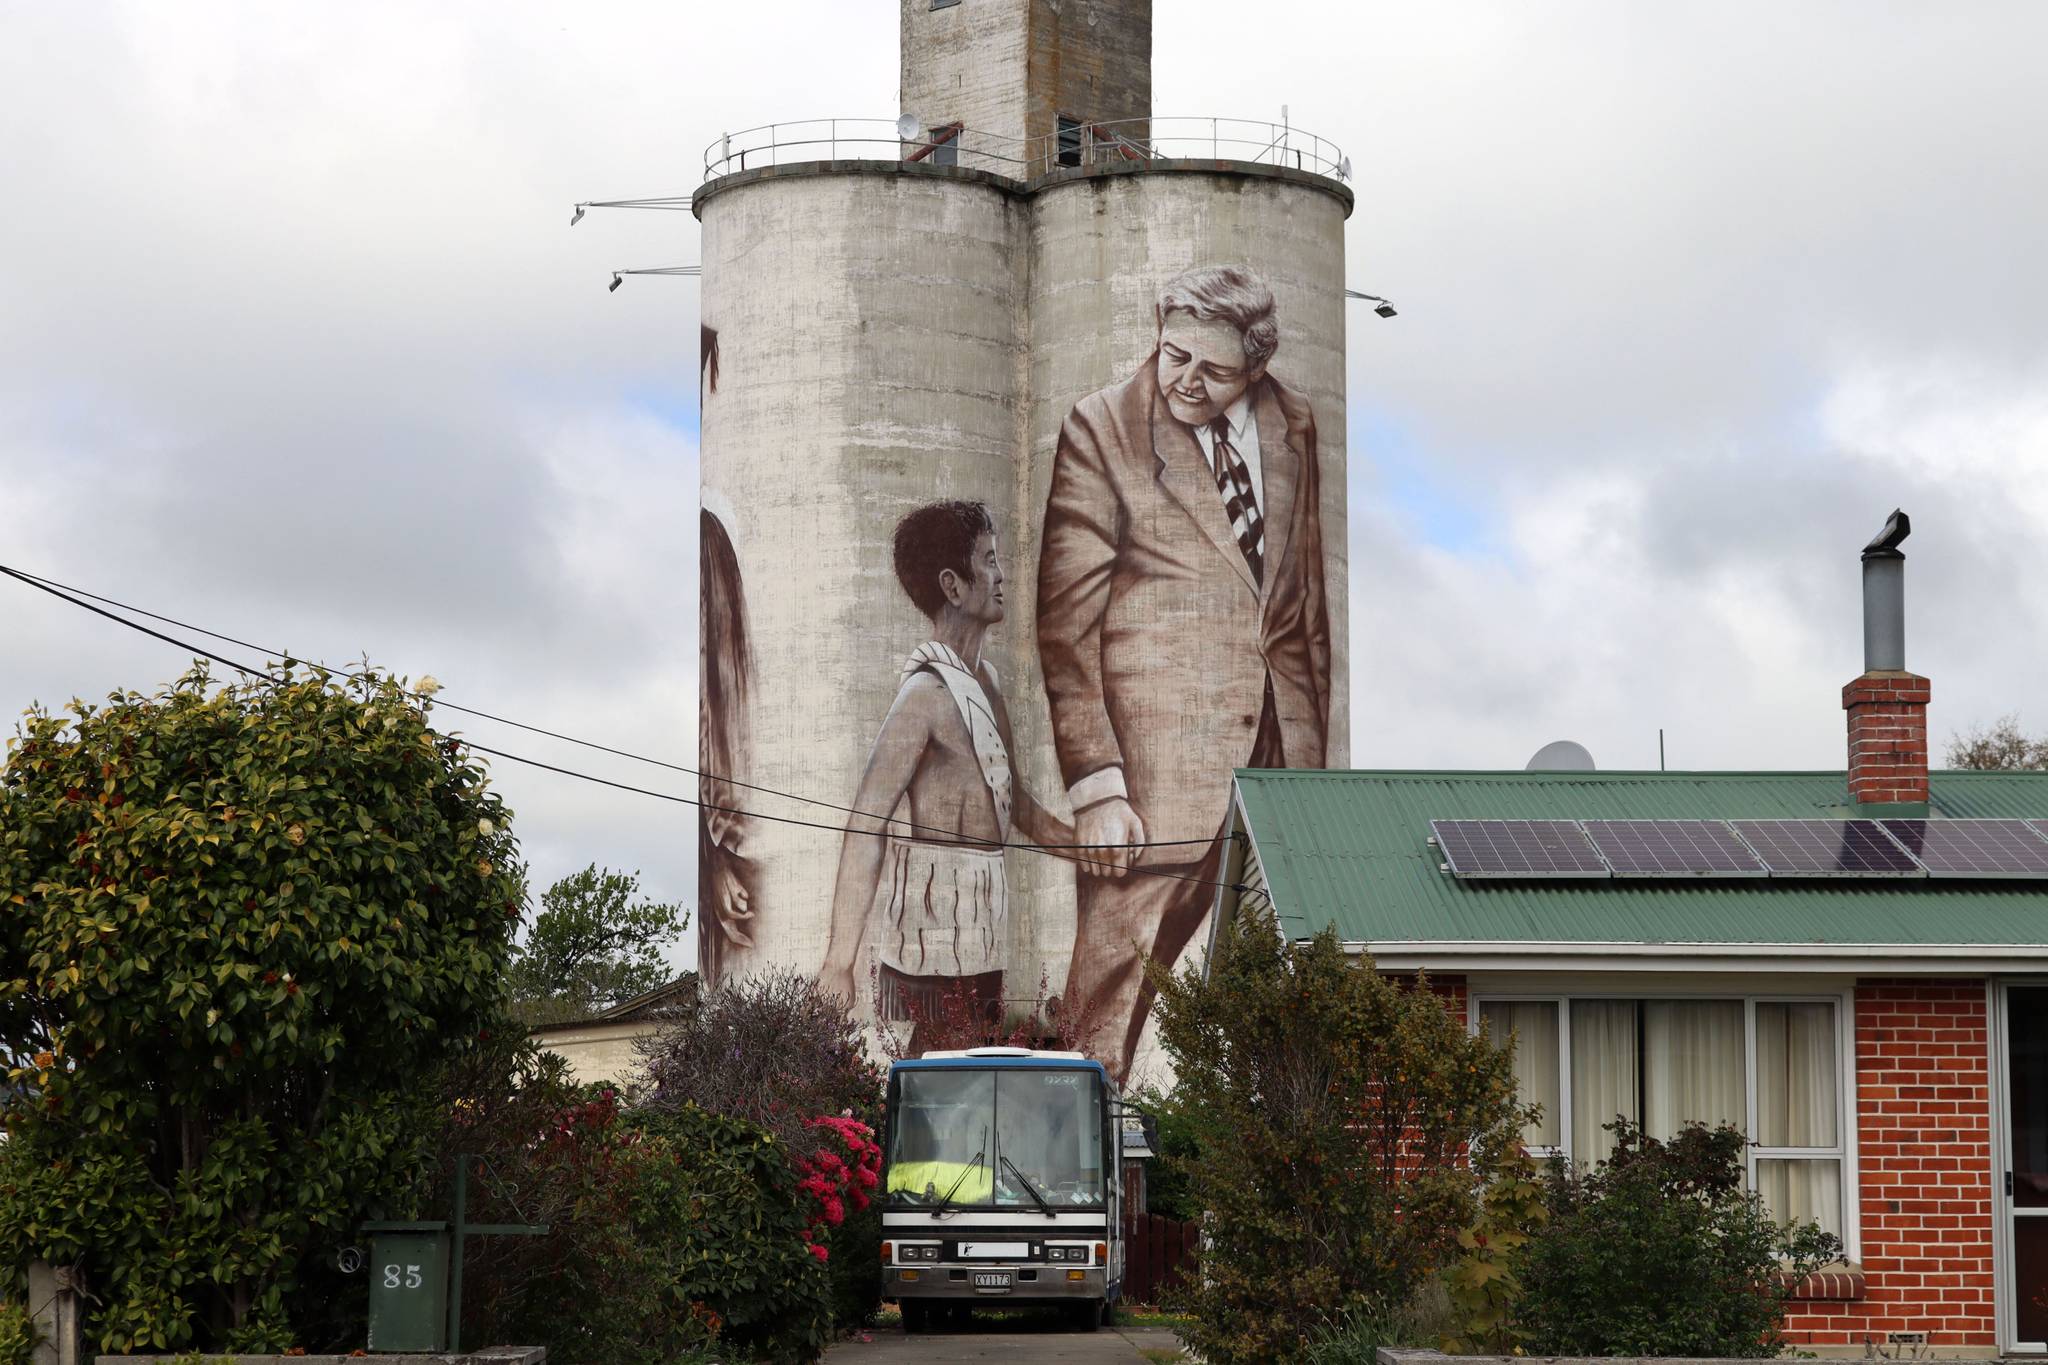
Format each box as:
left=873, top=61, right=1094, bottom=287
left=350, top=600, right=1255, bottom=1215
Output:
left=827, top=1315, right=1183, bottom=1362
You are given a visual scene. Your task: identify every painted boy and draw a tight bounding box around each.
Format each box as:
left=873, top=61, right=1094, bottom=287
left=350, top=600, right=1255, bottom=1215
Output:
left=819, top=500, right=1070, bottom=1048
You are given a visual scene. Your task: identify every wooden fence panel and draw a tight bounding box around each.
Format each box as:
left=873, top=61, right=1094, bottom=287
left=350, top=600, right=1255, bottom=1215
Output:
left=1120, top=1211, right=1199, bottom=1305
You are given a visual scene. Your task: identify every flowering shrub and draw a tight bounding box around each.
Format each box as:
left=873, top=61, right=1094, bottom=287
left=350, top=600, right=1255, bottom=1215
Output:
left=636, top=970, right=887, bottom=1330
left=794, top=1115, right=883, bottom=1261
left=438, top=1041, right=833, bottom=1364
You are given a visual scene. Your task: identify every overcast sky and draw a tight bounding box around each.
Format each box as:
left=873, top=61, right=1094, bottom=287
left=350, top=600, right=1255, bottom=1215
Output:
left=5, top=1, right=2045, bottom=971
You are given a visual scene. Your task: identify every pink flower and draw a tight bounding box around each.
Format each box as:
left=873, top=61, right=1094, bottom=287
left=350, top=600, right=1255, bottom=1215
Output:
left=809, top=1242, right=831, bottom=1263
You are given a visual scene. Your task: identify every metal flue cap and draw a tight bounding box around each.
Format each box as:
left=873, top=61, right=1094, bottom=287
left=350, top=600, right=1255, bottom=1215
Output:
left=1862, top=508, right=1910, bottom=561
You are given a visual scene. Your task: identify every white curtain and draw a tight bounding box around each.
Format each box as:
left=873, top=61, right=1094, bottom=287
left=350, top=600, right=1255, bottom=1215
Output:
left=1758, top=1157, right=1843, bottom=1238
left=1480, top=1001, right=1561, bottom=1148
left=1571, top=1000, right=1639, bottom=1167
left=1644, top=1001, right=1746, bottom=1138
left=1757, top=1002, right=1838, bottom=1148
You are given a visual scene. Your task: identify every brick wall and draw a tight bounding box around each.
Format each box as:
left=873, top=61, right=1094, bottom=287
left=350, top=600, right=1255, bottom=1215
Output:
left=1781, top=978, right=1995, bottom=1349
left=1842, top=671, right=1932, bottom=805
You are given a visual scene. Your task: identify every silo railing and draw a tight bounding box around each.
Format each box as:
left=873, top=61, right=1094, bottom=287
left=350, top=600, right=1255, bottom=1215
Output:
left=702, top=116, right=1349, bottom=184
left=1027, top=117, right=1350, bottom=181
left=703, top=119, right=1032, bottom=179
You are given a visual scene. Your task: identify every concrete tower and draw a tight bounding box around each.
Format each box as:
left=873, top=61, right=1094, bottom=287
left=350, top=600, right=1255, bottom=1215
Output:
left=900, top=0, right=1151, bottom=161
left=696, top=0, right=1351, bottom=1082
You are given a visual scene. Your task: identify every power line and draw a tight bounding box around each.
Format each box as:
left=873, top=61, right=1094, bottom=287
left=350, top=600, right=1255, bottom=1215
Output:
left=1, top=565, right=1258, bottom=899
left=0, top=563, right=1218, bottom=854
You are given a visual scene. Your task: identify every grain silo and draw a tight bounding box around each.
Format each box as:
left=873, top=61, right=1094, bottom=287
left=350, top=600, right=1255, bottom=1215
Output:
left=696, top=0, right=1353, bottom=1083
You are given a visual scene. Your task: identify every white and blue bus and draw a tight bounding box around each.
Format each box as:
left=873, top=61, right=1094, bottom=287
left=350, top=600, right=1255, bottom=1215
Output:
left=880, top=1046, right=1123, bottom=1332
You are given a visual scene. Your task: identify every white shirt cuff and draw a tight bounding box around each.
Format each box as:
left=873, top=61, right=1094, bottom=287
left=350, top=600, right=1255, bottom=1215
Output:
left=1067, top=767, right=1129, bottom=812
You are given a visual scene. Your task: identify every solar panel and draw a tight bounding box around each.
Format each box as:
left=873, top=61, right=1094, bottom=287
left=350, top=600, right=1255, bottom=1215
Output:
left=1581, top=820, right=1769, bottom=877
left=1727, top=820, right=1923, bottom=877
left=1881, top=819, right=2048, bottom=878
left=1431, top=819, right=1610, bottom=879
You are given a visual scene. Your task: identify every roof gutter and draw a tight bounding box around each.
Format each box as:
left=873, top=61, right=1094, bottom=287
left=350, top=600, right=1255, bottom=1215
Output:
left=1344, top=938, right=2048, bottom=974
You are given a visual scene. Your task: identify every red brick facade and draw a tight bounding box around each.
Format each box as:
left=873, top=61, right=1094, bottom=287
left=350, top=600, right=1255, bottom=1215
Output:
left=1781, top=978, right=1996, bottom=1349
left=1842, top=671, right=1933, bottom=805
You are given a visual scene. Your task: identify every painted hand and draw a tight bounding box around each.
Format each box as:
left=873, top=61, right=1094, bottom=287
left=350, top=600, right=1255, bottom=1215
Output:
left=1076, top=798, right=1145, bottom=879
left=819, top=962, right=859, bottom=1010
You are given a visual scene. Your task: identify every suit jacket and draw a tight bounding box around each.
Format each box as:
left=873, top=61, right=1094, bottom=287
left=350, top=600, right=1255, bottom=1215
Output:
left=1036, top=358, right=1332, bottom=855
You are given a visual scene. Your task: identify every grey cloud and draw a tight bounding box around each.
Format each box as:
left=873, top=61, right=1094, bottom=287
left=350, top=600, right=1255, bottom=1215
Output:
left=6, top=1, right=2048, bottom=977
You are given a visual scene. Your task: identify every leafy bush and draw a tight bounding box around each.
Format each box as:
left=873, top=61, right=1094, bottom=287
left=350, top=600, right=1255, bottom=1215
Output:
left=429, top=1034, right=700, bottom=1365
left=1438, top=1143, right=1548, bottom=1355
left=0, top=1301, right=37, bottom=1365
left=632, top=1104, right=833, bottom=1364
left=0, top=666, right=522, bottom=1354
left=1147, top=911, right=1531, bottom=1365
left=438, top=1038, right=838, bottom=1364
left=637, top=968, right=886, bottom=1334
left=1517, top=1121, right=1841, bottom=1357
left=1127, top=1084, right=1203, bottom=1223
left=638, top=967, right=881, bottom=1149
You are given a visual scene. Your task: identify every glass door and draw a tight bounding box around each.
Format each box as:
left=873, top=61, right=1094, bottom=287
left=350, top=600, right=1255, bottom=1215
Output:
left=2003, top=985, right=2048, bottom=1350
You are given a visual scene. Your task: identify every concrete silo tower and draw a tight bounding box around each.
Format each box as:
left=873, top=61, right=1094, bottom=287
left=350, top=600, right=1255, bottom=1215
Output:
left=695, top=0, right=1351, bottom=1082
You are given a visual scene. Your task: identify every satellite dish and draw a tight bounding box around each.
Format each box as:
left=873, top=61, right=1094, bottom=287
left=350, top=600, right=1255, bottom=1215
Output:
left=1338, top=155, right=1353, bottom=180
left=896, top=113, right=922, bottom=141
left=1526, top=740, right=1596, bottom=772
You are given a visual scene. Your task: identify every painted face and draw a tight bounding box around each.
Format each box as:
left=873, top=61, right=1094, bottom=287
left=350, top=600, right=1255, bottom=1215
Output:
left=945, top=530, right=1005, bottom=625
left=1156, top=310, right=1264, bottom=427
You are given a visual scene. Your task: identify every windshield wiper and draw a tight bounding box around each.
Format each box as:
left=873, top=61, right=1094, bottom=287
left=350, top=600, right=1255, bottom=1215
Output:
left=1001, top=1154, right=1055, bottom=1216
left=932, top=1129, right=988, bottom=1218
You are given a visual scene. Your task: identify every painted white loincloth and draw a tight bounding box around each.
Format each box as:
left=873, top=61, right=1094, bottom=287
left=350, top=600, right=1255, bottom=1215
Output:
left=872, top=838, right=1008, bottom=979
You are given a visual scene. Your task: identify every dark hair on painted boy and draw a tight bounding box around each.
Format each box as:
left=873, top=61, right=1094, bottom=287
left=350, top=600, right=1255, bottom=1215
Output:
left=893, top=500, right=995, bottom=619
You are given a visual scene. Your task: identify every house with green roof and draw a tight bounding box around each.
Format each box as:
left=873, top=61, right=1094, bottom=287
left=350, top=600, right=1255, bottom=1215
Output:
left=1212, top=532, right=2048, bottom=1355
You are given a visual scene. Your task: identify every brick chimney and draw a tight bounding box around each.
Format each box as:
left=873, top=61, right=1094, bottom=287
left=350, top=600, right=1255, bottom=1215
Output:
left=1843, top=510, right=1930, bottom=805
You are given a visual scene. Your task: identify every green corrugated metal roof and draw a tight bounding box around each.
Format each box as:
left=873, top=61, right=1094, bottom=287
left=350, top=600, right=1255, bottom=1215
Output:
left=1232, top=769, right=2048, bottom=950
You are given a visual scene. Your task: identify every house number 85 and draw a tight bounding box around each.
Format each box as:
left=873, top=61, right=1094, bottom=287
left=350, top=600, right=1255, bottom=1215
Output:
left=382, top=1264, right=424, bottom=1289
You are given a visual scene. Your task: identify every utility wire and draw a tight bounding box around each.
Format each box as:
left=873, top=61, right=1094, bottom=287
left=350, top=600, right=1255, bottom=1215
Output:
left=0, top=564, right=1218, bottom=854
left=1, top=565, right=1259, bottom=898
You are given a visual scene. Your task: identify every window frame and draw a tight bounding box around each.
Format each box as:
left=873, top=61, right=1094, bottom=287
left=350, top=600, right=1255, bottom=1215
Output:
left=1470, top=987, right=1859, bottom=1260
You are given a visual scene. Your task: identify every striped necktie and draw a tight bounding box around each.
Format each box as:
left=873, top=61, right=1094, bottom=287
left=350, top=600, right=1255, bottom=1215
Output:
left=1208, top=416, right=1265, bottom=585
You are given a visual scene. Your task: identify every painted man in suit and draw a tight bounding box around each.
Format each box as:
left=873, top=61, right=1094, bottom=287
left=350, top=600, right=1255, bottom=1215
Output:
left=1037, top=265, right=1331, bottom=1081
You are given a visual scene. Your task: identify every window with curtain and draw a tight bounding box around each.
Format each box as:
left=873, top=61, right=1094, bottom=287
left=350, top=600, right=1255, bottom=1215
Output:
left=1478, top=999, right=1560, bottom=1149
left=1475, top=993, right=1846, bottom=1242
left=1755, top=1001, right=1842, bottom=1235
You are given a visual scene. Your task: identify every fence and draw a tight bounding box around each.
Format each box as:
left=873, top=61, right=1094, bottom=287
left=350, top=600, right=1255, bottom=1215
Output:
left=1120, top=1211, right=1199, bottom=1307
left=703, top=115, right=1349, bottom=183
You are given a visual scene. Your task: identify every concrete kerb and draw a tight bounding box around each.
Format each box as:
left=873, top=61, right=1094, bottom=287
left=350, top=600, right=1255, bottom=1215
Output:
left=1379, top=1353, right=2004, bottom=1365
left=94, top=1349, right=545, bottom=1365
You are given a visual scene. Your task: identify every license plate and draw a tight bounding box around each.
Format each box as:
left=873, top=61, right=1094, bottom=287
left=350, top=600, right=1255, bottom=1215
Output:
left=957, top=1241, right=1027, bottom=1258
left=972, top=1271, right=1012, bottom=1292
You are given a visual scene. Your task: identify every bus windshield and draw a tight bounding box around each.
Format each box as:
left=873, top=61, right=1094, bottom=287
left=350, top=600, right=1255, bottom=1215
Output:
left=886, top=1067, right=1105, bottom=1210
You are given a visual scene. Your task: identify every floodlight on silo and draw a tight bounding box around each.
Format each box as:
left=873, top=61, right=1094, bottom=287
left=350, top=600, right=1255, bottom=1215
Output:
left=1343, top=289, right=1399, bottom=318
left=571, top=204, right=586, bottom=226
left=608, top=273, right=623, bottom=292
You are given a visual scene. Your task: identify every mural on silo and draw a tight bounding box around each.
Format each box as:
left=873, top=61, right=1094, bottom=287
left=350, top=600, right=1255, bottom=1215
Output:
left=1037, top=265, right=1332, bottom=1079
left=817, top=501, right=1073, bottom=1055
left=695, top=244, right=1339, bottom=1085
left=698, top=505, right=756, bottom=990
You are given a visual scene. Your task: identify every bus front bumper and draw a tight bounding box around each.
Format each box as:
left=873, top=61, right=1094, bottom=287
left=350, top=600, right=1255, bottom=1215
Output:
left=888, top=1264, right=1108, bottom=1301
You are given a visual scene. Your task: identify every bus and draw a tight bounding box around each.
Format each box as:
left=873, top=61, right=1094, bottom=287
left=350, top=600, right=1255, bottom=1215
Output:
left=880, top=1046, right=1123, bottom=1332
